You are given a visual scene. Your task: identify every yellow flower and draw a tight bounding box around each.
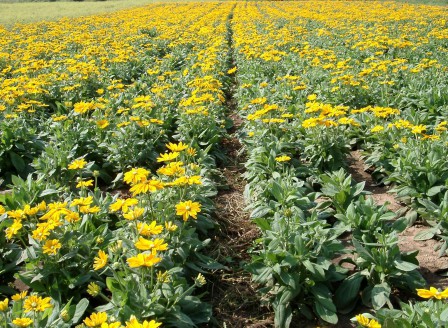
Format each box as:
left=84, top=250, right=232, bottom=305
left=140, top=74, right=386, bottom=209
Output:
left=123, top=207, right=145, bottom=221
left=137, top=221, right=163, bottom=236
left=370, top=125, right=384, bottom=133
left=129, top=179, right=164, bottom=196
left=11, top=291, right=28, bottom=301
left=227, top=66, right=237, bottom=74
left=68, top=158, right=87, bottom=170
left=356, top=314, right=370, bottom=326
left=125, top=318, right=162, bottom=328
left=76, top=179, right=94, bottom=188
left=355, top=314, right=381, bottom=327
left=123, top=168, right=150, bottom=185
left=275, top=155, right=291, bottom=162
left=0, top=298, right=8, bottom=311
left=71, top=196, right=93, bottom=207
left=65, top=211, right=81, bottom=223
left=87, top=282, right=101, bottom=297
left=93, top=250, right=108, bottom=271
left=166, top=141, right=188, bottom=152
left=73, top=101, right=96, bottom=114
left=187, top=147, right=197, bottom=156
left=417, top=287, right=448, bottom=299
left=411, top=124, right=426, bottom=134
left=42, top=239, right=62, bottom=255
left=176, top=200, right=201, bottom=221
left=307, top=94, right=317, bottom=101
left=5, top=219, right=22, bottom=239
left=84, top=312, right=108, bottom=327
left=12, top=318, right=33, bottom=327
left=134, top=237, right=168, bottom=252
left=165, top=221, right=178, bottom=232
left=157, top=270, right=170, bottom=283
left=127, top=253, right=161, bottom=268
left=101, top=323, right=122, bottom=328
left=195, top=273, right=206, bottom=287
left=157, top=151, right=180, bottom=162
left=24, top=295, right=52, bottom=312
left=32, top=225, right=51, bottom=242
left=109, top=198, right=139, bottom=213
left=96, top=119, right=109, bottom=129
left=0, top=204, right=5, bottom=215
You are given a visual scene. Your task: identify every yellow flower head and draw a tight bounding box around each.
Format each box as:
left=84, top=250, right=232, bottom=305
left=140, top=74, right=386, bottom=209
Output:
left=68, top=158, right=87, bottom=170
left=134, top=237, right=168, bottom=252
left=417, top=287, right=448, bottom=300
left=93, top=250, right=108, bottom=271
left=12, top=318, right=33, bottom=327
left=76, top=179, right=94, bottom=188
left=370, top=125, right=384, bottom=133
left=5, top=219, right=23, bottom=239
left=227, top=66, right=237, bottom=74
left=96, top=119, right=109, bottom=129
left=137, top=221, right=163, bottom=236
left=176, top=200, right=201, bottom=221
left=127, top=253, right=161, bottom=268
left=355, top=314, right=381, bottom=328
left=11, top=291, right=28, bottom=301
left=109, top=198, right=139, bottom=213
left=87, top=282, right=101, bottom=297
left=166, top=141, right=188, bottom=152
left=165, top=221, right=178, bottom=232
left=42, top=239, right=62, bottom=255
left=123, top=168, right=150, bottom=185
left=123, top=207, right=145, bottom=221
left=24, top=295, right=52, bottom=313
left=157, top=151, right=180, bottom=162
left=0, top=298, right=8, bottom=311
left=84, top=312, right=108, bottom=327
left=275, top=155, right=291, bottom=162
left=129, top=179, right=164, bottom=196
left=125, top=318, right=162, bottom=328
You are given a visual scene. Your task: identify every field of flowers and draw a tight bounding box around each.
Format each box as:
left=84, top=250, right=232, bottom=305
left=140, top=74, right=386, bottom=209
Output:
left=0, top=1, right=447, bottom=327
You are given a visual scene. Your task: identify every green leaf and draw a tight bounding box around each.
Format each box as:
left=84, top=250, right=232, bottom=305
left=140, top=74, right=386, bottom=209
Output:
left=334, top=272, right=363, bottom=314
left=427, top=185, right=445, bottom=197
left=9, top=151, right=25, bottom=172
left=274, top=302, right=292, bottom=328
left=270, top=181, right=283, bottom=201
left=250, top=206, right=271, bottom=219
left=440, top=307, right=448, bottom=321
left=371, top=283, right=391, bottom=310
left=414, top=228, right=436, bottom=241
left=314, top=302, right=338, bottom=324
left=252, top=217, right=271, bottom=231
left=39, top=189, right=60, bottom=197
left=393, top=259, right=419, bottom=272
left=71, top=298, right=89, bottom=324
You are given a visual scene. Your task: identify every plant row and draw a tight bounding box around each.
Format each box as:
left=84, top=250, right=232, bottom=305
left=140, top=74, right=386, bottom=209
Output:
left=231, top=2, right=448, bottom=327
left=0, top=2, right=235, bottom=327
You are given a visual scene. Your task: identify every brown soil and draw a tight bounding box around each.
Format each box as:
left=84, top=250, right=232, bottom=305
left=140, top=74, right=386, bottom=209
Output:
left=348, top=150, right=401, bottom=212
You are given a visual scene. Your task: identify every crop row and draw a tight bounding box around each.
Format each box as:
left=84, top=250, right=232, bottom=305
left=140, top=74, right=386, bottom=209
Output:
left=231, top=1, right=448, bottom=327
left=0, top=2, right=234, bottom=327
